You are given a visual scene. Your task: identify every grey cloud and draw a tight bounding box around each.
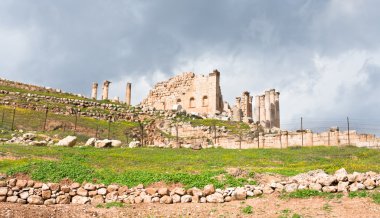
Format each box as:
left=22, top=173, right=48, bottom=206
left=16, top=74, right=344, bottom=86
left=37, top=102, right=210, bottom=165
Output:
left=0, top=0, right=379, bottom=134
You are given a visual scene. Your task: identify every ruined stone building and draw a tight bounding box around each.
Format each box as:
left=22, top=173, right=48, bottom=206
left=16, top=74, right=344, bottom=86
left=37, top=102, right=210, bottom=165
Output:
left=232, top=92, right=253, bottom=122
left=254, top=89, right=280, bottom=128
left=141, top=70, right=224, bottom=115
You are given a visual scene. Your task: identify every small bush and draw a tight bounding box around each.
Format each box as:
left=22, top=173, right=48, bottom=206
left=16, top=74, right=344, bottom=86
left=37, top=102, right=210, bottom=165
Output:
left=241, top=205, right=253, bottom=214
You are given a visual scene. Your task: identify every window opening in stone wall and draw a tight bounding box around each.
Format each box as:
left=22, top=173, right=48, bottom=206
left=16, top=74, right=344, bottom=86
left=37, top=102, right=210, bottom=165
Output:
left=202, top=96, right=208, bottom=107
left=189, top=97, right=195, bottom=108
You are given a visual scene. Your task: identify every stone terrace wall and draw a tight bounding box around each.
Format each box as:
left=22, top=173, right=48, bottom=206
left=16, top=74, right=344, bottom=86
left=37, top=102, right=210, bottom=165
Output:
left=154, top=122, right=380, bottom=149
left=0, top=78, right=63, bottom=94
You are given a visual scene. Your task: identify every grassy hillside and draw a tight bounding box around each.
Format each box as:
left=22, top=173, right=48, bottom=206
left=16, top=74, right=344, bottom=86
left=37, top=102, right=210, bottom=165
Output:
left=1, top=145, right=379, bottom=188
left=0, top=105, right=138, bottom=143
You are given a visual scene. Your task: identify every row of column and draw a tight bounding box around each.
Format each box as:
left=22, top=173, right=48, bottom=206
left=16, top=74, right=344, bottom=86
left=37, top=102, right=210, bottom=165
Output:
left=91, top=81, right=132, bottom=106
left=254, top=89, right=280, bottom=128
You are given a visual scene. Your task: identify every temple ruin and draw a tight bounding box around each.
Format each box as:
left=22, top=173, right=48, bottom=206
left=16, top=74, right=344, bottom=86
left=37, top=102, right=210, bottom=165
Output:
left=254, top=89, right=280, bottom=128
left=141, top=70, right=224, bottom=115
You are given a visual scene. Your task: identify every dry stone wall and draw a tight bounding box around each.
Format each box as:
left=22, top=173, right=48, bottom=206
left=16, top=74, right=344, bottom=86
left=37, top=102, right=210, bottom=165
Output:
left=1, top=168, right=379, bottom=205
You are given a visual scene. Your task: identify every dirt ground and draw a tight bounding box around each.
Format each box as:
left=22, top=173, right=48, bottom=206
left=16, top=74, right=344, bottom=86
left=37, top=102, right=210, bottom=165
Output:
left=0, top=195, right=379, bottom=218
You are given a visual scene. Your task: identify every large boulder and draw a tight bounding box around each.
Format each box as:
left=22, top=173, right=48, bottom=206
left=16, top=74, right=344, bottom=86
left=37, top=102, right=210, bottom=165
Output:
left=27, top=195, right=43, bottom=205
left=129, top=140, right=141, bottom=148
left=334, top=168, right=348, bottom=181
left=22, top=133, right=36, bottom=140
left=203, top=184, right=215, bottom=196
left=95, top=139, right=112, bottom=148
left=85, top=138, right=97, bottom=146
left=206, top=193, right=224, bottom=203
left=72, top=196, right=89, bottom=204
left=57, top=136, right=77, bottom=147
left=110, top=140, right=122, bottom=147
left=232, top=188, right=247, bottom=200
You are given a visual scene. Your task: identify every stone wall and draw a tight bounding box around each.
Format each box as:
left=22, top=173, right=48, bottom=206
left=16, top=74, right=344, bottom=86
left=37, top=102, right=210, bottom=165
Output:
left=0, top=78, right=63, bottom=93
left=141, top=70, right=224, bottom=115
left=154, top=121, right=380, bottom=149
left=1, top=168, right=379, bottom=205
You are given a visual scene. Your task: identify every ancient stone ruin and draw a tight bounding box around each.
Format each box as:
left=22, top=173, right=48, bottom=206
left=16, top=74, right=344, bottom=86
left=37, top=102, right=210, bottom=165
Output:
left=141, top=70, right=224, bottom=115
left=254, top=89, right=280, bottom=128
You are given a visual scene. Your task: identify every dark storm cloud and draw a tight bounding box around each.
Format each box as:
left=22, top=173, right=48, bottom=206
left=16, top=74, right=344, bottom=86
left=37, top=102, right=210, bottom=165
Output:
left=0, top=0, right=379, bottom=134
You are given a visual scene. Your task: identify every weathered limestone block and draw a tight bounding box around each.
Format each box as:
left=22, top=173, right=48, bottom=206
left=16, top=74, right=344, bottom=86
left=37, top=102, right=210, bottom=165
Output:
left=203, top=184, right=215, bottom=196
left=27, top=195, right=43, bottom=205
left=57, top=136, right=77, bottom=147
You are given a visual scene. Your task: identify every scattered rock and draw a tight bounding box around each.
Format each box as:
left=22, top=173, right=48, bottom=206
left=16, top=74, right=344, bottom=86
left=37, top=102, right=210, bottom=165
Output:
left=56, top=136, right=77, bottom=147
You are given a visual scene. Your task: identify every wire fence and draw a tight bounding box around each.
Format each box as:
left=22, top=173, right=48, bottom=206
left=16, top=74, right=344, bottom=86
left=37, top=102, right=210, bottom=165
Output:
left=0, top=106, right=137, bottom=143
left=281, top=117, right=380, bottom=136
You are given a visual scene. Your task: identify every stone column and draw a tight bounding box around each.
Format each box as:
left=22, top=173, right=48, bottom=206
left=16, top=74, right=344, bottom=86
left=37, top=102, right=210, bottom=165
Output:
left=126, top=82, right=132, bottom=106
left=264, top=91, right=271, bottom=128
left=275, top=91, right=280, bottom=128
left=91, top=82, right=98, bottom=100
left=269, top=89, right=276, bottom=128
left=254, top=95, right=260, bottom=123
left=242, top=91, right=250, bottom=118
left=259, top=95, right=266, bottom=126
left=102, top=80, right=111, bottom=100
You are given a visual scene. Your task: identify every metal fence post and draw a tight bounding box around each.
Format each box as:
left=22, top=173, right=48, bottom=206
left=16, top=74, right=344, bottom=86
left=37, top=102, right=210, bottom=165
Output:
left=43, top=108, right=48, bottom=132
left=11, top=107, right=16, bottom=130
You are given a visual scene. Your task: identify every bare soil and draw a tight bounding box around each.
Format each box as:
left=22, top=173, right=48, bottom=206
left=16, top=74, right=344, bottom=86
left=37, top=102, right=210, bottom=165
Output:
left=1, top=195, right=379, bottom=218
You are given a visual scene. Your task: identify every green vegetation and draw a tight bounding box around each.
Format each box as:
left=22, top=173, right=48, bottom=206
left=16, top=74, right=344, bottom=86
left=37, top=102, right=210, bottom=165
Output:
left=281, top=189, right=343, bottom=200
left=349, top=191, right=380, bottom=204
left=348, top=190, right=369, bottom=198
left=241, top=205, right=253, bottom=214
left=278, top=209, right=303, bottom=218
left=322, top=203, right=332, bottom=212
left=1, top=145, right=380, bottom=189
left=96, top=202, right=124, bottom=208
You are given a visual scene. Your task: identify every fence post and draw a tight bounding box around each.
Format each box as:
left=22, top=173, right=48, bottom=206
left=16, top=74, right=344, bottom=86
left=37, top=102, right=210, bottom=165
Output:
left=43, top=108, right=48, bottom=132
left=11, top=107, right=16, bottom=130
left=347, top=117, right=350, bottom=146
left=1, top=110, right=4, bottom=126
left=95, top=125, right=99, bottom=138
left=301, top=117, right=303, bottom=147
left=107, top=120, right=111, bottom=139
left=74, top=111, right=78, bottom=135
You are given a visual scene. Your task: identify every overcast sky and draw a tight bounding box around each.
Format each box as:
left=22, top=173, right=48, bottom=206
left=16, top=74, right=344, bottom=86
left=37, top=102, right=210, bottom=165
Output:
left=1, top=0, right=379, bottom=134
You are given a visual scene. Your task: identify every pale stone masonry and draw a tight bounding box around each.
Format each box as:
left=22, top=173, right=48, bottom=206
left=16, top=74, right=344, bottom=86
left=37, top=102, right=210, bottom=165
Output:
left=232, top=92, right=253, bottom=122
left=91, top=82, right=98, bottom=99
left=101, top=80, right=111, bottom=100
left=254, top=89, right=280, bottom=128
left=141, top=70, right=224, bottom=115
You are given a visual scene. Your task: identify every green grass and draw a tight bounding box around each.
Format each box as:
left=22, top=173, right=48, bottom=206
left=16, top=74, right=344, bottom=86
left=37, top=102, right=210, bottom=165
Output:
left=281, top=189, right=343, bottom=200
left=348, top=190, right=369, bottom=198
left=96, top=202, right=124, bottom=208
left=241, top=205, right=253, bottom=214
left=1, top=145, right=380, bottom=189
left=349, top=191, right=380, bottom=204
